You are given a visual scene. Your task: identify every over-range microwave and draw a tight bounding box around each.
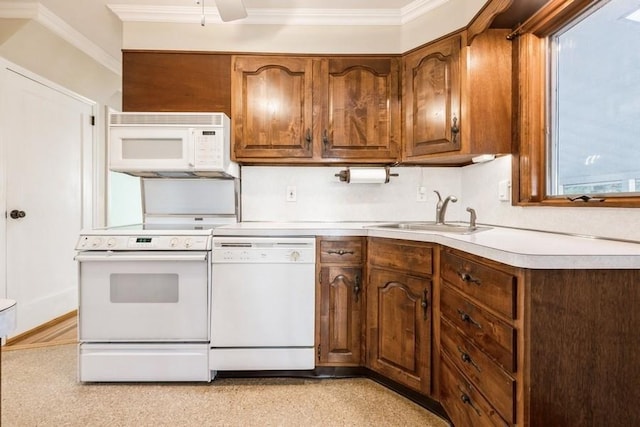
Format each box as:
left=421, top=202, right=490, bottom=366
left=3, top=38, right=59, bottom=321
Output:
left=109, top=112, right=239, bottom=178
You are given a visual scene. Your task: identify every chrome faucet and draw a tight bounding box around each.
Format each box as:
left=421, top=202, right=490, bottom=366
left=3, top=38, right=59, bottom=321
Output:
left=434, top=190, right=458, bottom=224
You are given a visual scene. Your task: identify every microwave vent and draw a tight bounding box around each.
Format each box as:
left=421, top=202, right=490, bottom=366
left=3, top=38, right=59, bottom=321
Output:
left=110, top=112, right=225, bottom=127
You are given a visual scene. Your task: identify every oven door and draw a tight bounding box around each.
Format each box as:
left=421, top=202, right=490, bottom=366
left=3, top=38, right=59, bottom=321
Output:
left=76, top=251, right=209, bottom=342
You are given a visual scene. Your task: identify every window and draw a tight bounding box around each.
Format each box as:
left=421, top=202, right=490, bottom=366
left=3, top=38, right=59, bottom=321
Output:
left=513, top=0, right=640, bottom=207
left=548, top=0, right=640, bottom=197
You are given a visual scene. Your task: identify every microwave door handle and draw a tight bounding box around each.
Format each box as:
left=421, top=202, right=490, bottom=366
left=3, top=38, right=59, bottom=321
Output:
left=188, top=129, right=196, bottom=167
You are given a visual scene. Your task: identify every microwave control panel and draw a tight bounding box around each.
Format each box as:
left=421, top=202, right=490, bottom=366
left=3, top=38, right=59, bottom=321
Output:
left=193, top=129, right=224, bottom=169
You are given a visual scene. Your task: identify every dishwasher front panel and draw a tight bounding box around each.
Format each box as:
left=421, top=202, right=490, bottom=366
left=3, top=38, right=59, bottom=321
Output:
left=210, top=262, right=315, bottom=347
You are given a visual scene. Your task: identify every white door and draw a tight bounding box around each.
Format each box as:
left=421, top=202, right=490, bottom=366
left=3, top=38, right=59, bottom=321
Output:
left=1, top=66, right=95, bottom=336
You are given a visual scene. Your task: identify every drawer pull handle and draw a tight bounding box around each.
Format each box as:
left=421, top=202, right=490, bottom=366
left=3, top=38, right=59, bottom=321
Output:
left=459, top=271, right=481, bottom=285
left=327, top=249, right=355, bottom=256
left=457, top=346, right=482, bottom=372
left=457, top=309, right=482, bottom=329
left=460, top=392, right=482, bottom=416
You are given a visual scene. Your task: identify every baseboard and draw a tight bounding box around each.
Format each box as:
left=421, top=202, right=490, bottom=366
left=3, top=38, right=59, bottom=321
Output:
left=6, top=309, right=77, bottom=346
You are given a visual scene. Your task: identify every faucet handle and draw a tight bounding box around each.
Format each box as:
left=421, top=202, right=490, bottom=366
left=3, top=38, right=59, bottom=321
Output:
left=433, top=190, right=442, bottom=201
left=466, top=207, right=477, bottom=229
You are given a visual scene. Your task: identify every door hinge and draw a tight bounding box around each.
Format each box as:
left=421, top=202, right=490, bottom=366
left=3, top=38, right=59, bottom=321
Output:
left=90, top=115, right=96, bottom=126
left=317, top=344, right=321, bottom=361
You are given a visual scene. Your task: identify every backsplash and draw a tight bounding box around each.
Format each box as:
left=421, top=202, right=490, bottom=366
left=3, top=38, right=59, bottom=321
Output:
left=241, top=157, right=640, bottom=242
left=240, top=166, right=462, bottom=223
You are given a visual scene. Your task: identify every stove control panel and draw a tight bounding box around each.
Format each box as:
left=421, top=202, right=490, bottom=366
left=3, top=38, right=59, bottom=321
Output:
left=76, top=235, right=211, bottom=251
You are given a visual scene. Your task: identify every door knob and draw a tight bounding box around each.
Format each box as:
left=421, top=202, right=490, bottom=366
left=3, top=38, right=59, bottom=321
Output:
left=9, top=210, right=26, bottom=219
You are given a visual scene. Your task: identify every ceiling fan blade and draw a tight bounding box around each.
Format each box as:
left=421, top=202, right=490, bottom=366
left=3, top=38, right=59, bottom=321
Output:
left=215, top=0, right=247, bottom=22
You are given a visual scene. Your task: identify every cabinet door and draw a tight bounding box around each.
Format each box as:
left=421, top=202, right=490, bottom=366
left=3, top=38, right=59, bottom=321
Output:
left=319, top=57, right=400, bottom=161
left=232, top=56, right=314, bottom=160
left=403, top=35, right=461, bottom=158
left=367, top=267, right=431, bottom=394
left=317, top=266, right=363, bottom=366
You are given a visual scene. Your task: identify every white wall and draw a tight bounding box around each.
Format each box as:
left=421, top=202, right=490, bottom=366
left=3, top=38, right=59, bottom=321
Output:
left=241, top=159, right=640, bottom=242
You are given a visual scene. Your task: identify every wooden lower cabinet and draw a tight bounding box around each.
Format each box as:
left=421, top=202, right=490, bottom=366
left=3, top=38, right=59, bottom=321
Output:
left=366, top=238, right=433, bottom=395
left=314, top=238, right=640, bottom=426
left=316, top=237, right=365, bottom=366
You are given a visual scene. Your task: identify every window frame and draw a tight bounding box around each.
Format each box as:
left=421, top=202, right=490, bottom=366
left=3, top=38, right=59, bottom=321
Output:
left=511, top=0, right=640, bottom=208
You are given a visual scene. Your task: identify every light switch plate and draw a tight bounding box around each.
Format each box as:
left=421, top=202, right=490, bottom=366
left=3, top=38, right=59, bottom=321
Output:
left=498, top=180, right=511, bottom=202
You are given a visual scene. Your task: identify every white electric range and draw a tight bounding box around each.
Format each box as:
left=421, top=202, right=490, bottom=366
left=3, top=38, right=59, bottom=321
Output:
left=75, top=178, right=239, bottom=382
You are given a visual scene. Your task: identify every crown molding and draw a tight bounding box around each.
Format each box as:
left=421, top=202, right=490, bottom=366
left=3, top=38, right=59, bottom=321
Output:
left=0, top=2, right=121, bottom=75
left=107, top=0, right=452, bottom=26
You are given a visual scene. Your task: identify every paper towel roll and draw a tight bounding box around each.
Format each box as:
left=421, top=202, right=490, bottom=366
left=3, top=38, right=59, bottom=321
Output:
left=347, top=168, right=389, bottom=184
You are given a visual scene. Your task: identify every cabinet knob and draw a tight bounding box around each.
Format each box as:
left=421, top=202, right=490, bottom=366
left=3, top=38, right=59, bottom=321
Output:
left=459, top=271, right=481, bottom=285
left=322, top=129, right=329, bottom=150
left=457, top=308, right=482, bottom=329
left=305, top=128, right=312, bottom=146
left=9, top=209, right=26, bottom=219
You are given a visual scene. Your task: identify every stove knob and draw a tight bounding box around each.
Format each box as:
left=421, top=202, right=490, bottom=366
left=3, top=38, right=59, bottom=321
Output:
left=184, top=238, right=193, bottom=248
left=170, top=237, right=179, bottom=248
left=290, top=250, right=300, bottom=262
left=91, top=237, right=103, bottom=248
left=106, top=238, right=116, bottom=248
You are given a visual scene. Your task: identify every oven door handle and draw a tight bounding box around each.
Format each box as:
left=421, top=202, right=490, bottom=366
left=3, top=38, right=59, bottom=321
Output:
left=74, top=252, right=208, bottom=262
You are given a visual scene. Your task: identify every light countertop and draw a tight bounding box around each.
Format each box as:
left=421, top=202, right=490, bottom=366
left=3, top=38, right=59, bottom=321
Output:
left=213, top=222, right=640, bottom=269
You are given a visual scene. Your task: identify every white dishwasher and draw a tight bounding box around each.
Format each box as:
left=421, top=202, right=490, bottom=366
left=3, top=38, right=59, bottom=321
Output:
left=210, top=236, right=316, bottom=371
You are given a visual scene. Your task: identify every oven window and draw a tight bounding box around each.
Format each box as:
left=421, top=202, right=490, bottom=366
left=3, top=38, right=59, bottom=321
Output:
left=110, top=273, right=179, bottom=303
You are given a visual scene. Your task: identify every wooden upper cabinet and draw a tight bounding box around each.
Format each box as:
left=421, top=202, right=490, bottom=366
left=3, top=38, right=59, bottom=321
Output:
left=232, top=56, right=314, bottom=160
left=232, top=55, right=400, bottom=164
left=319, top=57, right=400, bottom=162
left=402, top=30, right=512, bottom=165
left=403, top=35, right=462, bottom=158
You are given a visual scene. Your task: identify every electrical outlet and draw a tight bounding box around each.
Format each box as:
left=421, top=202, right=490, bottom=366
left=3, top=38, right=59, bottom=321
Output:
left=286, top=186, right=297, bottom=202
left=416, top=186, right=427, bottom=202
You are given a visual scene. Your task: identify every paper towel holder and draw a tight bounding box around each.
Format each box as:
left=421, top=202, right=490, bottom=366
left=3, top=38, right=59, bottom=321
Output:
left=335, top=166, right=398, bottom=183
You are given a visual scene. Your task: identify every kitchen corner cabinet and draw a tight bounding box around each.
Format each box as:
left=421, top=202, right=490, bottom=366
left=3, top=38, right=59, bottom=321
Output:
left=438, top=247, right=640, bottom=427
left=366, top=238, right=433, bottom=395
left=402, top=29, right=512, bottom=165
left=231, top=55, right=400, bottom=164
left=316, top=237, right=365, bottom=366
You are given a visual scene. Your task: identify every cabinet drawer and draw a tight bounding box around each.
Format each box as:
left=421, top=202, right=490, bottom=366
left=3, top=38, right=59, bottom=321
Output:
left=441, top=285, right=516, bottom=372
left=440, top=354, right=508, bottom=427
left=441, top=317, right=515, bottom=423
left=441, top=250, right=517, bottom=319
left=368, top=238, right=432, bottom=275
left=319, top=238, right=364, bottom=264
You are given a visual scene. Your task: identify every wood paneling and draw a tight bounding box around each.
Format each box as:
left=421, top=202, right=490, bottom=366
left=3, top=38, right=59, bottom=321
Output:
left=123, top=51, right=231, bottom=115
left=525, top=269, right=640, bottom=426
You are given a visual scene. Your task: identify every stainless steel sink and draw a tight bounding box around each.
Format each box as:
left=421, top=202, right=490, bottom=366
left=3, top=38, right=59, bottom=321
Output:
left=376, top=222, right=491, bottom=234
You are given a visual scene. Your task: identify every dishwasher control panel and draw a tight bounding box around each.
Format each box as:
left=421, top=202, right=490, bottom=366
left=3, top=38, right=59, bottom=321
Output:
left=212, top=237, right=315, bottom=263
